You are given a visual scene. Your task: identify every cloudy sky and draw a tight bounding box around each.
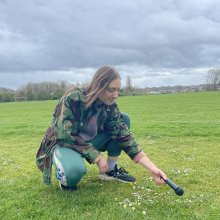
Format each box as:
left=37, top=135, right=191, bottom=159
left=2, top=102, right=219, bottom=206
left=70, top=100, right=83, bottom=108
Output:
left=1, top=0, right=220, bottom=89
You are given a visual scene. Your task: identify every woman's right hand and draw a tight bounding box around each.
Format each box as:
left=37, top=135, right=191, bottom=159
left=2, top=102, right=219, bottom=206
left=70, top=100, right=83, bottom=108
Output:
left=96, top=156, right=108, bottom=173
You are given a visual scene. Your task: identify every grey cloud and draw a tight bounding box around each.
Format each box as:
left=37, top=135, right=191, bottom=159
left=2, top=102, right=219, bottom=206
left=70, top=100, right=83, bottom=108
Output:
left=0, top=0, right=219, bottom=88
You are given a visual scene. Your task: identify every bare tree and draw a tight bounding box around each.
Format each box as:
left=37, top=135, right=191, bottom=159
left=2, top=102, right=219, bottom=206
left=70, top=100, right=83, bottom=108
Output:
left=124, top=75, right=134, bottom=95
left=207, top=68, right=220, bottom=90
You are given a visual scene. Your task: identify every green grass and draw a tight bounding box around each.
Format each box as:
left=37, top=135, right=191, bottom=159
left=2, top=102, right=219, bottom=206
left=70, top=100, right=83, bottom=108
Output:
left=0, top=91, right=220, bottom=220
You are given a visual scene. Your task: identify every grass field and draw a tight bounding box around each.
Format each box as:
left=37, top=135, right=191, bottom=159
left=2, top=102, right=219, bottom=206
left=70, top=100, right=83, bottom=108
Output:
left=0, top=91, right=220, bottom=220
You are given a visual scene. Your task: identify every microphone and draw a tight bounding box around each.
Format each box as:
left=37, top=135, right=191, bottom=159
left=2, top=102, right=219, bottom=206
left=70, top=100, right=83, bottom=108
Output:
left=161, top=177, right=184, bottom=196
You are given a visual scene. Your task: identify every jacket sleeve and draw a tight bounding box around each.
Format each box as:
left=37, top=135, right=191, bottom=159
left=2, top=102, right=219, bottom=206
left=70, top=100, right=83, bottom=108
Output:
left=104, top=104, right=142, bottom=160
left=53, top=97, right=101, bottom=164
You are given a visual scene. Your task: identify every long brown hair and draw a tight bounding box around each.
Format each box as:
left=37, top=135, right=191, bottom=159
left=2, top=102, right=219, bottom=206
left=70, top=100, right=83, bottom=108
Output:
left=84, top=66, right=121, bottom=108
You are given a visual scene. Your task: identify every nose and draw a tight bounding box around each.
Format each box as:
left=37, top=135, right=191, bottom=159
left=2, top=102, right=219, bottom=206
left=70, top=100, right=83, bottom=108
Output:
left=112, top=90, right=119, bottom=99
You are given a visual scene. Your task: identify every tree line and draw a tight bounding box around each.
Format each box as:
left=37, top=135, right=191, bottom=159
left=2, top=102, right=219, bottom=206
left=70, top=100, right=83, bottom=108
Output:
left=0, top=68, right=220, bottom=102
left=0, top=81, right=71, bottom=102
left=0, top=76, right=135, bottom=102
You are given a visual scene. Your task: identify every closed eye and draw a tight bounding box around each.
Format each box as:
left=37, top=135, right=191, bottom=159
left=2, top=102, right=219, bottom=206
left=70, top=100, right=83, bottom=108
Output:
left=106, top=88, right=121, bottom=93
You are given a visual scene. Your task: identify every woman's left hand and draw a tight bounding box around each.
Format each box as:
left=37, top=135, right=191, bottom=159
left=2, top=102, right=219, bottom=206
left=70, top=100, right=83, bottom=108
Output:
left=150, top=168, right=167, bottom=185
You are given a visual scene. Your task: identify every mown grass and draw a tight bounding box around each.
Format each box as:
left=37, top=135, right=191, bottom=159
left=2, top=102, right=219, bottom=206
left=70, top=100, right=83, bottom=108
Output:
left=0, top=91, right=219, bottom=220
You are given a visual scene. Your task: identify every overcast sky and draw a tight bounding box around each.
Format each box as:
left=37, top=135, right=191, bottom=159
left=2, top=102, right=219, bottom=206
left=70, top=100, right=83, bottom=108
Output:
left=1, top=0, right=220, bottom=89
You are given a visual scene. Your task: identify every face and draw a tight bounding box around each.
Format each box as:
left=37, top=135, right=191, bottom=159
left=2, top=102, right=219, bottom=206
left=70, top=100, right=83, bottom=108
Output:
left=98, top=78, right=121, bottom=105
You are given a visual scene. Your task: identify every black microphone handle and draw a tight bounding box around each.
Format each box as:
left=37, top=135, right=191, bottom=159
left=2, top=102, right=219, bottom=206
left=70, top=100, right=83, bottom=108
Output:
left=164, top=178, right=178, bottom=190
left=161, top=177, right=184, bottom=196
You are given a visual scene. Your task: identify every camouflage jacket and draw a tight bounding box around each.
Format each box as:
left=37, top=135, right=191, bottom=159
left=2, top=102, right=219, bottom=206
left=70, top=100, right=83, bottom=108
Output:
left=36, top=88, right=142, bottom=185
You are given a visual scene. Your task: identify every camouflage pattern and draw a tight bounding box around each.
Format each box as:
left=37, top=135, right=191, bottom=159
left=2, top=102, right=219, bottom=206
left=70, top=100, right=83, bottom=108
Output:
left=36, top=88, right=142, bottom=185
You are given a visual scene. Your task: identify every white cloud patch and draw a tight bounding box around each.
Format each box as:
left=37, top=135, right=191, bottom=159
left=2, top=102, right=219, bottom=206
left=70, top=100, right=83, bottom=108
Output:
left=0, top=64, right=209, bottom=89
